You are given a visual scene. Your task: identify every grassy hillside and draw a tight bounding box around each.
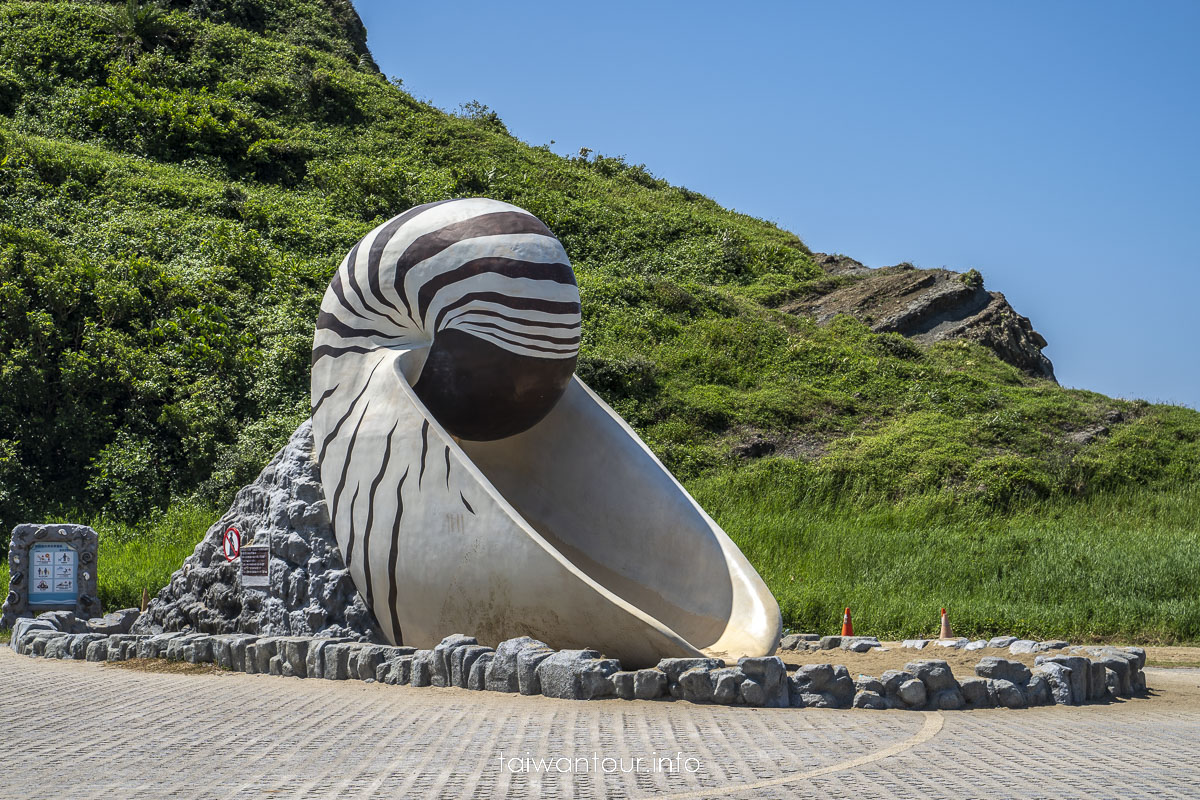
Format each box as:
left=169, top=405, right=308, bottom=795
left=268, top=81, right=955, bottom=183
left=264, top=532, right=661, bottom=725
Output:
left=1, top=0, right=1197, bottom=639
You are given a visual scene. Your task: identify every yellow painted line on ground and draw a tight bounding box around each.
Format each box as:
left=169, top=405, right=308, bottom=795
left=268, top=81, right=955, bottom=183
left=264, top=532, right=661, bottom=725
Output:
left=641, top=711, right=945, bottom=799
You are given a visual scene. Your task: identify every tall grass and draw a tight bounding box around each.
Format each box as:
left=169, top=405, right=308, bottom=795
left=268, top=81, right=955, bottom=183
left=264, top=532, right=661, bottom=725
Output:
left=690, top=469, right=1200, bottom=644
left=0, top=502, right=214, bottom=613
left=1, top=480, right=1196, bottom=646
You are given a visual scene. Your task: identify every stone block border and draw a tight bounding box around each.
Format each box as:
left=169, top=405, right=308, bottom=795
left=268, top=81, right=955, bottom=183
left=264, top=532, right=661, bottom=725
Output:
left=10, top=619, right=1147, bottom=710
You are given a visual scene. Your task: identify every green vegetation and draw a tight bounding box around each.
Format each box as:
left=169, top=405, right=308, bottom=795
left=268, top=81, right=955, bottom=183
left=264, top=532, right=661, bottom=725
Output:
left=0, top=502, right=212, bottom=611
left=695, top=471, right=1200, bottom=643
left=0, top=0, right=1196, bottom=639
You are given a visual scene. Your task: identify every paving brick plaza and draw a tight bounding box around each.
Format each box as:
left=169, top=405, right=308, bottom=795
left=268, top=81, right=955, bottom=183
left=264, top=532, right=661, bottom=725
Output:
left=2, top=647, right=1197, bottom=799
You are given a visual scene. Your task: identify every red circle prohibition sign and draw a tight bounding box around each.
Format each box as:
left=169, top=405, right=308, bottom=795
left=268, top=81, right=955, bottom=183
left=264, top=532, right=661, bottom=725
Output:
left=222, top=526, right=242, bottom=562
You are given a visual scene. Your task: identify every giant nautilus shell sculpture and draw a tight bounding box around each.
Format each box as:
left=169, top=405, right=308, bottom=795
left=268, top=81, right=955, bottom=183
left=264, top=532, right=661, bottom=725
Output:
left=311, top=198, right=781, bottom=667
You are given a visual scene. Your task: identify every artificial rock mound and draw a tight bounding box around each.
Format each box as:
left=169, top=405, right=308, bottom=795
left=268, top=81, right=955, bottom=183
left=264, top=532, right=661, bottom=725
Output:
left=790, top=258, right=1055, bottom=380
left=133, top=421, right=383, bottom=641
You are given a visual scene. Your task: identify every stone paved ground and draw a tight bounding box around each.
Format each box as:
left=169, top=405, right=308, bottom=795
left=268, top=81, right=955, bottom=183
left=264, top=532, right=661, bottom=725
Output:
left=2, top=647, right=1199, bottom=799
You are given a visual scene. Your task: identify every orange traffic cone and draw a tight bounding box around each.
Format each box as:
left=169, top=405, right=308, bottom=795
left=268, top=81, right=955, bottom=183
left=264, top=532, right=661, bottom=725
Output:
left=939, top=608, right=953, bottom=639
left=841, top=607, right=853, bottom=636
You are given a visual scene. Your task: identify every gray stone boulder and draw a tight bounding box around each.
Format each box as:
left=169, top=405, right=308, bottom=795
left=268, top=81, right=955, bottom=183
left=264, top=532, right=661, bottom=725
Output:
left=451, top=644, right=494, bottom=688
left=974, top=657, right=1031, bottom=685
left=516, top=645, right=555, bottom=695
left=1093, top=655, right=1132, bottom=696
left=934, top=638, right=969, bottom=650
left=906, top=660, right=962, bottom=709
left=1104, top=668, right=1120, bottom=697
left=1008, top=640, right=1039, bottom=655
left=931, top=688, right=964, bottom=710
left=841, top=637, right=881, bottom=653
left=67, top=633, right=103, bottom=659
left=819, top=635, right=842, bottom=650
left=964, top=640, right=989, bottom=651
left=1088, top=660, right=1109, bottom=701
left=133, top=421, right=384, bottom=642
left=30, top=631, right=67, bottom=656
left=829, top=666, right=855, bottom=705
left=85, top=640, right=108, bottom=661
left=634, top=669, right=667, bottom=700
left=904, top=660, right=958, bottom=694
left=790, top=663, right=834, bottom=694
left=988, top=636, right=1018, bottom=648
left=536, top=650, right=619, bottom=700
left=430, top=634, right=476, bottom=687
left=381, top=654, right=414, bottom=685
left=852, top=691, right=888, bottom=710
left=36, top=610, right=84, bottom=633
left=485, top=637, right=550, bottom=693
left=901, top=639, right=929, bottom=649
left=657, top=658, right=724, bottom=698
left=879, top=669, right=915, bottom=706
left=778, top=633, right=818, bottom=650
left=44, top=635, right=71, bottom=659
left=992, top=679, right=1026, bottom=708
left=1033, top=662, right=1073, bottom=705
left=1023, top=673, right=1051, bottom=706
left=137, top=631, right=182, bottom=659
left=854, top=675, right=885, bottom=695
left=896, top=678, right=927, bottom=709
left=1037, top=656, right=1091, bottom=704
left=958, top=677, right=991, bottom=708
left=789, top=663, right=854, bottom=708
left=676, top=666, right=716, bottom=703
left=87, top=608, right=140, bottom=635
left=209, top=634, right=246, bottom=671
left=104, top=634, right=136, bottom=661
left=11, top=618, right=56, bottom=651
left=303, top=638, right=351, bottom=680
left=611, top=671, right=637, bottom=700
left=467, top=652, right=493, bottom=690
left=409, top=650, right=436, bottom=687
left=708, top=667, right=743, bottom=704
left=351, top=645, right=391, bottom=681
left=738, top=656, right=789, bottom=707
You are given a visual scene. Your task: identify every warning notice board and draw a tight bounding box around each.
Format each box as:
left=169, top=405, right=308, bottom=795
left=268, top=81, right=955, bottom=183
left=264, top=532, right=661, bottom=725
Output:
left=240, top=545, right=270, bottom=588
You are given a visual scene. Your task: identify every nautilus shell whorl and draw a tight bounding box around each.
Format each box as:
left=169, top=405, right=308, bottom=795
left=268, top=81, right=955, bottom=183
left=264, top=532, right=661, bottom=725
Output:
left=312, top=198, right=781, bottom=667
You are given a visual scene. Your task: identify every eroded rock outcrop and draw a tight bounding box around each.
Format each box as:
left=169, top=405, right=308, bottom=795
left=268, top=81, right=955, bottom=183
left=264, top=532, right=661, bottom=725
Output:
left=789, top=258, right=1054, bottom=380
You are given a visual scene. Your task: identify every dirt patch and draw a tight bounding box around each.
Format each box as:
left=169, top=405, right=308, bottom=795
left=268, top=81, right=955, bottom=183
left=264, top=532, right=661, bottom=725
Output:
left=104, top=658, right=228, bottom=676
left=777, top=642, right=1050, bottom=680
left=1141, top=647, right=1200, bottom=669
left=728, top=427, right=828, bottom=462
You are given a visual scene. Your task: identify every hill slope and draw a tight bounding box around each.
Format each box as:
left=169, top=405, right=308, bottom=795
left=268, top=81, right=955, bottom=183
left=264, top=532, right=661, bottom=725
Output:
left=0, top=0, right=1197, bottom=639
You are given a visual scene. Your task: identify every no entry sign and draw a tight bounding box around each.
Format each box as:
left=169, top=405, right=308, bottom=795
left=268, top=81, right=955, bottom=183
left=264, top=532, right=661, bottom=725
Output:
left=222, top=526, right=242, bottom=562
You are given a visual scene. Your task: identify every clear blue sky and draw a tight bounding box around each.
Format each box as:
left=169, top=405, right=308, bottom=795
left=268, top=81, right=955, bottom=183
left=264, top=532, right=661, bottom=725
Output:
left=355, top=1, right=1199, bottom=409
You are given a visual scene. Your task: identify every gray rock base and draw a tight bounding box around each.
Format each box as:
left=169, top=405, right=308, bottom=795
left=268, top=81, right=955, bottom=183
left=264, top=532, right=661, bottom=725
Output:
left=11, top=626, right=1148, bottom=711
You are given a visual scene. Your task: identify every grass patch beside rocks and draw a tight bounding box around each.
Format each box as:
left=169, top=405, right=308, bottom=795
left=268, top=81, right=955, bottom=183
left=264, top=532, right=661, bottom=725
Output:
left=692, top=474, right=1200, bottom=644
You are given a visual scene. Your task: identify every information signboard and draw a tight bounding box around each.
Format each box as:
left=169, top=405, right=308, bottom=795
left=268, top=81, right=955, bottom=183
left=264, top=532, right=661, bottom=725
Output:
left=240, top=545, right=270, bottom=588
left=29, top=542, right=77, bottom=606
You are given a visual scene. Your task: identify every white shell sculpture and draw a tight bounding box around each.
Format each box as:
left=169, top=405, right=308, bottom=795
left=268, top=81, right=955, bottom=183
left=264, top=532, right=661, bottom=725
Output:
left=311, top=198, right=781, bottom=667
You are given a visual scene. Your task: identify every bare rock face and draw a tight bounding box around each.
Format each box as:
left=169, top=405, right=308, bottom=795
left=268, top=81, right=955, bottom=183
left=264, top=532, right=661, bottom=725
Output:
left=132, top=421, right=384, bottom=642
left=790, top=260, right=1054, bottom=380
